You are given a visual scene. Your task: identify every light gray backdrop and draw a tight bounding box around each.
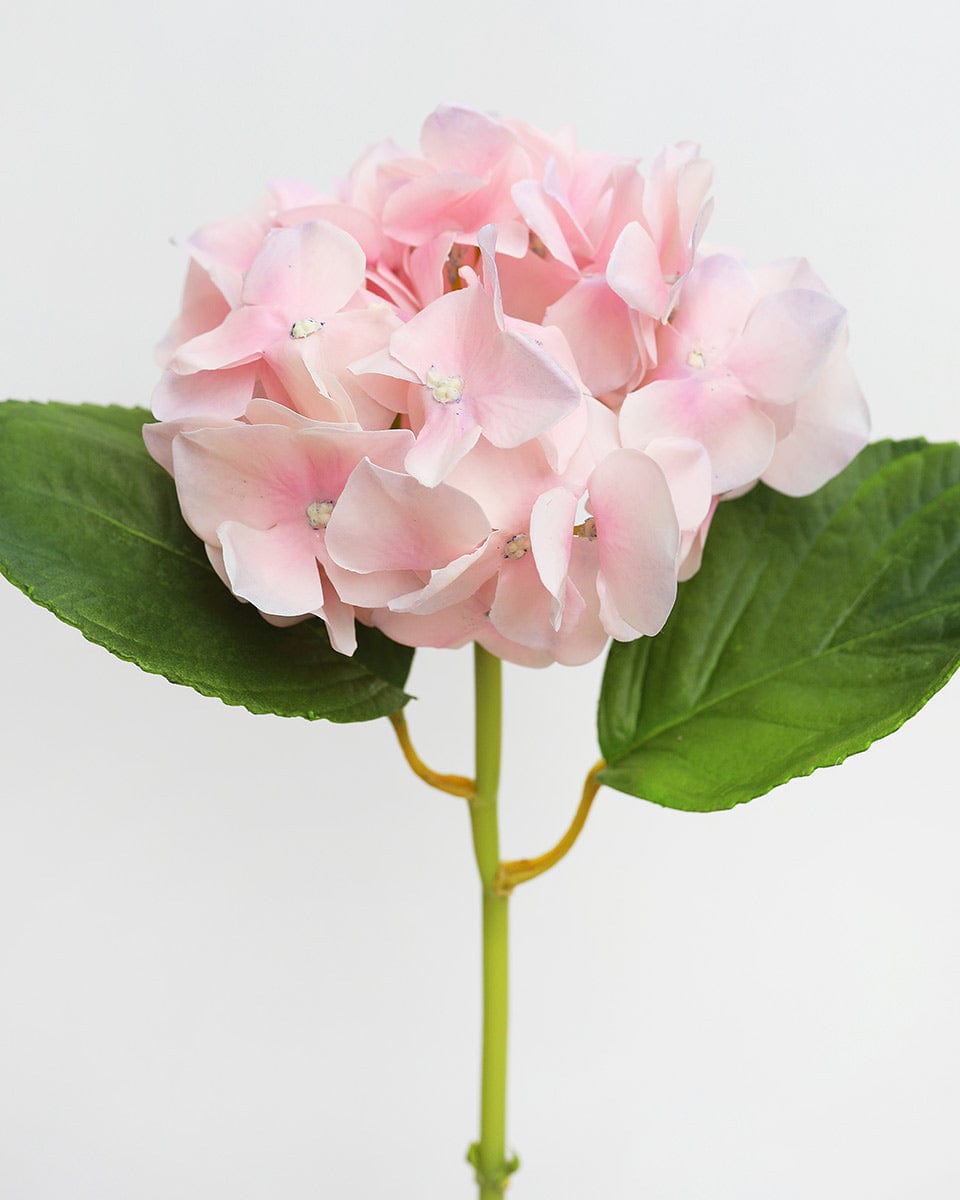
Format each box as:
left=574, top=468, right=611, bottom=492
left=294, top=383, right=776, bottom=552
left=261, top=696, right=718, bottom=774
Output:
left=1, top=1, right=958, bottom=1197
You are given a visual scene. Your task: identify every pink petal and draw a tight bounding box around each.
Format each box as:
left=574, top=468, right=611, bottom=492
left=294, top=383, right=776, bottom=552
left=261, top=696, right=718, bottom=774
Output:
left=757, top=399, right=797, bottom=440
left=316, top=565, right=358, bottom=655
left=473, top=625, right=557, bottom=668
left=619, top=377, right=777, bottom=494
left=554, top=595, right=608, bottom=663
left=511, top=179, right=579, bottom=271
left=366, top=262, right=420, bottom=316
left=541, top=157, right=595, bottom=258
left=171, top=306, right=285, bottom=374
left=644, top=143, right=713, bottom=277
left=389, top=538, right=500, bottom=617
left=555, top=539, right=609, bottom=664
left=382, top=171, right=485, bottom=245
left=678, top=497, right=719, bottom=582
left=324, top=459, right=488, bottom=573
left=420, top=105, right=518, bottom=175
left=243, top=397, right=355, bottom=429
left=469, top=327, right=581, bottom=448
left=556, top=394, right=620, bottom=492
left=349, top=346, right=420, bottom=390
left=606, top=221, right=668, bottom=319
left=530, top=486, right=578, bottom=628
left=406, top=234, right=457, bottom=307
left=596, top=573, right=640, bottom=642
left=275, top=202, right=383, bottom=264
left=297, top=425, right=413, bottom=491
left=590, top=160, right=646, bottom=269
left=495, top=244, right=576, bottom=323
left=675, top=158, right=713, bottom=260
left=173, top=423, right=412, bottom=545
left=188, top=217, right=266, bottom=307
left=728, top=288, right=847, bottom=404
left=262, top=337, right=359, bottom=423
left=461, top=221, right=529, bottom=259
left=539, top=396, right=590, bottom=476
left=219, top=519, right=326, bottom=617
left=760, top=343, right=870, bottom=496
left=318, top=548, right=421, bottom=610
left=443, top=434, right=557, bottom=529
left=642, top=436, right=713, bottom=532
left=545, top=275, right=640, bottom=396
left=404, top=404, right=482, bottom=488
left=156, top=261, right=230, bottom=367
left=240, top=222, right=366, bottom=318
left=477, top=224, right=505, bottom=327
left=173, top=425, right=317, bottom=541
left=488, top=552, right=558, bottom=650
left=390, top=282, right=497, bottom=380
left=372, top=596, right=505, bottom=654
left=669, top=255, right=757, bottom=351
left=143, top=415, right=234, bottom=476
left=298, top=308, right=406, bottom=428
left=588, top=448, right=680, bottom=637
left=151, top=363, right=257, bottom=421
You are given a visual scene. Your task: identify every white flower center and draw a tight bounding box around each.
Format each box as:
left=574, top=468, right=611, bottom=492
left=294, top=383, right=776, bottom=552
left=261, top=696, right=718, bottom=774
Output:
left=687, top=348, right=706, bottom=370
left=290, top=317, right=324, bottom=339
left=425, top=367, right=465, bottom=404
left=305, top=499, right=335, bottom=529
left=504, top=533, right=531, bottom=560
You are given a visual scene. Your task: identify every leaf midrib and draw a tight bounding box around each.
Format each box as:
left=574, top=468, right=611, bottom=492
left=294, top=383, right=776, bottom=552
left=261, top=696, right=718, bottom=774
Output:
left=6, top=480, right=209, bottom=572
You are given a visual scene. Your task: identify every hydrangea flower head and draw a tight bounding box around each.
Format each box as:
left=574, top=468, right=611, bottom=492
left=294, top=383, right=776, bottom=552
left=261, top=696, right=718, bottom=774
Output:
left=146, top=106, right=870, bottom=667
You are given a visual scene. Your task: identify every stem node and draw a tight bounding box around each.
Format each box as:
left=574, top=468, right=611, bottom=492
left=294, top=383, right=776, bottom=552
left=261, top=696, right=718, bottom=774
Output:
left=467, top=1141, right=521, bottom=1196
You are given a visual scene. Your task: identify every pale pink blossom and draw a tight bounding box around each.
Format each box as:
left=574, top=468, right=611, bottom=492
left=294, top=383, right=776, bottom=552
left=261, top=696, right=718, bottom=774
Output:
left=619, top=254, right=850, bottom=494
left=379, top=106, right=531, bottom=253
left=146, top=106, right=869, bottom=669
left=354, top=276, right=581, bottom=486
left=167, top=222, right=382, bottom=421
left=169, top=413, right=487, bottom=654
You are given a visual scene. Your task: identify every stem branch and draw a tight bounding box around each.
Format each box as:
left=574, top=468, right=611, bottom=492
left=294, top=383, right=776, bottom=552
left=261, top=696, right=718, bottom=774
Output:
left=388, top=709, right=475, bottom=799
left=497, top=759, right=605, bottom=894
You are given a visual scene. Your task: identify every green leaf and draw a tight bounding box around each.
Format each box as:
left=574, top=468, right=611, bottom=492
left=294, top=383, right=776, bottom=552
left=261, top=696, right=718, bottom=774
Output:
left=0, top=400, right=413, bottom=722
left=598, top=439, right=960, bottom=811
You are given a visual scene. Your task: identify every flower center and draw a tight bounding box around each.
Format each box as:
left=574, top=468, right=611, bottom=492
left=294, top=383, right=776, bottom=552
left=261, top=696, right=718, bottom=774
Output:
left=528, top=232, right=548, bottom=259
left=504, top=533, right=531, bottom=560
left=444, top=244, right=477, bottom=291
left=290, top=317, right=324, bottom=339
left=425, top=367, right=465, bottom=404
left=305, top=499, right=335, bottom=529
left=687, top=348, right=705, bottom=370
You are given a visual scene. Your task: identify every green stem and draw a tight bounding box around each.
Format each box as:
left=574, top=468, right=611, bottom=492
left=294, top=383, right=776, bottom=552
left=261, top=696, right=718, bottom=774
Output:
left=469, top=644, right=515, bottom=1199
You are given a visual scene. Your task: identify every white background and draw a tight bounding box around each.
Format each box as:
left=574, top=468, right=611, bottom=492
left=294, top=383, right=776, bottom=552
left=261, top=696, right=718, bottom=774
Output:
left=1, top=2, right=958, bottom=1197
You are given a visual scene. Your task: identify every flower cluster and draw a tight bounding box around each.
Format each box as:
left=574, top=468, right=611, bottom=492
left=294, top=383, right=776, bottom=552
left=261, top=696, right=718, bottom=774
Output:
left=145, top=106, right=870, bottom=667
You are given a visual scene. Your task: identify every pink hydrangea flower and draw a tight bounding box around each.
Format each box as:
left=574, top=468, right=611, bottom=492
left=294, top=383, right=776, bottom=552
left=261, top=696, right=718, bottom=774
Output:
left=167, top=403, right=488, bottom=654
left=145, top=106, right=870, bottom=668
left=619, top=254, right=853, bottom=494
left=354, top=270, right=582, bottom=487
